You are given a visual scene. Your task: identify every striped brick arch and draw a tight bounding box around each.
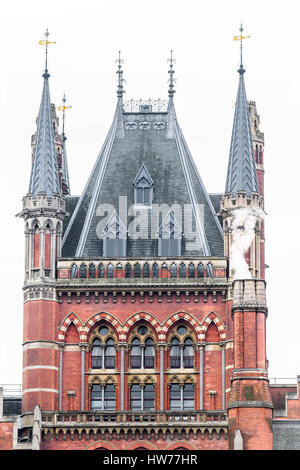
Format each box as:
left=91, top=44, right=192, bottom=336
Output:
left=122, top=312, right=161, bottom=341
left=58, top=313, right=83, bottom=342
left=162, top=312, right=202, bottom=341
left=83, top=313, right=122, bottom=341
left=199, top=312, right=226, bottom=341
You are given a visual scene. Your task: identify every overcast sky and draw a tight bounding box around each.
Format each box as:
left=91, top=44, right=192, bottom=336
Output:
left=0, top=0, right=299, bottom=385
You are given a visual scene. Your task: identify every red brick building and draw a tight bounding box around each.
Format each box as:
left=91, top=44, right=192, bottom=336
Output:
left=3, top=33, right=299, bottom=451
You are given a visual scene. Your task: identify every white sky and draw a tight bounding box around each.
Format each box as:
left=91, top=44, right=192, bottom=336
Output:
left=0, top=0, right=299, bottom=385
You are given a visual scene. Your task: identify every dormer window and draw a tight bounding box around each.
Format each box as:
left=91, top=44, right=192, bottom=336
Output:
left=133, top=164, right=153, bottom=206
left=102, top=211, right=127, bottom=257
left=158, top=210, right=182, bottom=257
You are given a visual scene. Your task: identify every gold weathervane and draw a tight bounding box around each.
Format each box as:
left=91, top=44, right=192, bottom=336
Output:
left=39, top=29, right=56, bottom=73
left=233, top=24, right=251, bottom=71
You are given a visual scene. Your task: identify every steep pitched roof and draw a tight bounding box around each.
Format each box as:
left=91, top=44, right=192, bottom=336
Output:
left=28, top=72, right=60, bottom=197
left=225, top=67, right=259, bottom=196
left=62, top=97, right=224, bottom=258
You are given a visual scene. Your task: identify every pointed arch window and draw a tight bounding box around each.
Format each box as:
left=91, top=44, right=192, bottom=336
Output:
left=130, top=338, right=142, bottom=369
left=144, top=338, right=155, bottom=369
left=91, top=338, right=102, bottom=369
left=107, top=264, right=114, bottom=278
left=170, top=338, right=181, bottom=368
left=80, top=263, right=87, bottom=279
left=89, top=263, right=96, bottom=279
left=133, top=164, right=153, bottom=206
left=134, top=263, right=141, bottom=278
left=104, top=384, right=116, bottom=410
left=179, top=263, right=186, bottom=278
left=188, top=263, right=195, bottom=278
left=143, top=263, right=150, bottom=278
left=198, top=263, right=204, bottom=278
left=104, top=338, right=115, bottom=369
left=152, top=263, right=159, bottom=278
left=102, top=211, right=127, bottom=257
left=158, top=211, right=182, bottom=257
left=98, top=263, right=105, bottom=278
left=125, top=263, right=132, bottom=278
left=170, top=263, right=177, bottom=278
left=183, top=338, right=194, bottom=368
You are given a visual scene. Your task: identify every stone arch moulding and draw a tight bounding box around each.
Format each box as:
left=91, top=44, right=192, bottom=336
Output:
left=57, top=312, right=83, bottom=342
left=163, top=311, right=202, bottom=342
left=84, top=312, right=122, bottom=342
left=199, top=312, right=226, bottom=341
left=122, top=312, right=161, bottom=341
left=87, top=441, right=118, bottom=451
left=125, top=440, right=158, bottom=450
left=165, top=441, right=199, bottom=450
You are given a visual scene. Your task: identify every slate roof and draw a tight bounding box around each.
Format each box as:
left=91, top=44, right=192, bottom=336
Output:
left=62, top=97, right=224, bottom=258
left=225, top=67, right=259, bottom=196
left=28, top=72, right=60, bottom=197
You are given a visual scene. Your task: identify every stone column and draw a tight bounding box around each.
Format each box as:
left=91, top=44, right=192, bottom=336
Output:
left=120, top=346, right=125, bottom=411
left=160, top=346, right=165, bottom=411
left=80, top=346, right=86, bottom=410
left=221, top=342, right=226, bottom=410
left=199, top=344, right=204, bottom=410
left=58, top=347, right=63, bottom=411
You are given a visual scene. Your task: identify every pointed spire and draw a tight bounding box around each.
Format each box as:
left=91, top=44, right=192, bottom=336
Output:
left=58, top=93, right=72, bottom=195
left=116, top=51, right=125, bottom=99
left=167, top=50, right=176, bottom=98
left=28, top=31, right=60, bottom=197
left=225, top=25, right=258, bottom=197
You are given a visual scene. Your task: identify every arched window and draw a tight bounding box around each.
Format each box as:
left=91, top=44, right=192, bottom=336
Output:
left=98, top=264, right=105, bottom=278
left=104, top=338, right=115, bottom=369
left=91, top=338, right=102, bottom=369
left=152, top=263, right=159, bottom=278
left=71, top=263, right=78, bottom=278
left=179, top=263, right=186, bottom=278
left=143, top=263, right=150, bottom=278
left=80, top=263, right=87, bottom=279
left=188, top=263, right=195, bottom=278
left=107, top=264, right=114, bottom=278
left=183, top=338, right=194, bottom=368
left=198, top=263, right=204, bottom=278
left=170, top=338, right=181, bottom=368
left=158, top=211, right=182, bottom=256
left=89, top=263, right=96, bottom=279
left=125, top=263, right=132, bottom=278
left=170, top=263, right=177, bottom=278
left=144, top=338, right=154, bottom=369
left=102, top=212, right=127, bottom=257
left=130, top=338, right=142, bottom=369
left=206, top=262, right=213, bottom=278
left=133, top=164, right=153, bottom=206
left=134, top=263, right=141, bottom=278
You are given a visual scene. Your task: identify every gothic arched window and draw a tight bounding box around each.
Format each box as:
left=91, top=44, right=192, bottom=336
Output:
left=104, top=338, right=115, bottom=369
left=170, top=338, right=181, bottom=368
left=158, top=211, right=182, bottom=257
left=91, top=338, right=102, bottom=369
left=91, top=384, right=102, bottom=410
left=89, top=263, right=96, bottom=279
left=144, top=338, right=154, bottom=369
left=104, top=384, right=116, bottom=410
left=102, top=211, right=127, bottom=257
left=170, top=263, right=177, bottom=278
left=80, top=263, right=87, bottom=279
left=133, top=164, right=153, bottom=206
left=183, top=338, right=194, bottom=368
left=130, top=338, right=142, bottom=369
left=152, top=263, right=159, bottom=278
left=125, top=263, right=132, bottom=278
left=188, top=263, right=195, bottom=278
left=98, top=263, right=105, bottom=278
left=143, top=263, right=150, bottom=278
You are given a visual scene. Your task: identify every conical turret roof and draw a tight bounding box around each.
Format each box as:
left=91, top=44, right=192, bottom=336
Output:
left=28, top=71, right=60, bottom=197
left=225, top=67, right=259, bottom=196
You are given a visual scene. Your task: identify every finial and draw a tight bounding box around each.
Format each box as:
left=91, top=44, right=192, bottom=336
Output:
left=116, top=51, right=125, bottom=99
left=39, top=28, right=56, bottom=79
left=233, top=23, right=251, bottom=75
left=167, top=50, right=176, bottom=98
left=58, top=93, right=72, bottom=141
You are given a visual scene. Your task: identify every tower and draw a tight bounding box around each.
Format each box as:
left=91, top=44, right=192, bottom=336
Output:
left=18, top=32, right=66, bottom=414
left=221, top=26, right=273, bottom=450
